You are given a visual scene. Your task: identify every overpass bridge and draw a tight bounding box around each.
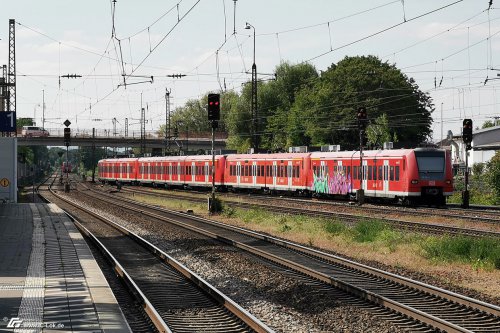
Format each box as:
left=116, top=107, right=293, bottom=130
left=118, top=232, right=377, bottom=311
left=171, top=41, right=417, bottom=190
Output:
left=16, top=128, right=227, bottom=152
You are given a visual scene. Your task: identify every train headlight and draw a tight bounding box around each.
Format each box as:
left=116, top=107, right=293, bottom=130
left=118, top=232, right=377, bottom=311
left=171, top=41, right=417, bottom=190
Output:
left=445, top=179, right=451, bottom=184
left=411, top=179, right=419, bottom=184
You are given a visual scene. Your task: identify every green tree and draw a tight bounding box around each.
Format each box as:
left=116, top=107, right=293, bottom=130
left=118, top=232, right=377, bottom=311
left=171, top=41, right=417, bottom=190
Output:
left=302, top=55, right=433, bottom=149
left=481, top=120, right=495, bottom=129
left=366, top=113, right=393, bottom=148
left=485, top=151, right=500, bottom=204
left=260, top=62, right=318, bottom=151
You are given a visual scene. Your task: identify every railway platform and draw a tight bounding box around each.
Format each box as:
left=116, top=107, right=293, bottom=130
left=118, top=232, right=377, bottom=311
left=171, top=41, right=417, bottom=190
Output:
left=0, top=203, right=131, bottom=332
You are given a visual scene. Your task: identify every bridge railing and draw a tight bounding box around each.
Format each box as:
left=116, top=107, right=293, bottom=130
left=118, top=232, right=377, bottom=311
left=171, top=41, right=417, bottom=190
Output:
left=41, top=128, right=228, bottom=140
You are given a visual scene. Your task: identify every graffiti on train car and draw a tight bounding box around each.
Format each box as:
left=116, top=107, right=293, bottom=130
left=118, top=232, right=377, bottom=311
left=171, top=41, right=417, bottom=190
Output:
left=312, top=171, right=352, bottom=195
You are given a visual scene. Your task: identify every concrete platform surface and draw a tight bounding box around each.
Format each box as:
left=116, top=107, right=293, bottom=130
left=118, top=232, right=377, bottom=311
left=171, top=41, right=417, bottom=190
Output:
left=0, top=203, right=131, bottom=332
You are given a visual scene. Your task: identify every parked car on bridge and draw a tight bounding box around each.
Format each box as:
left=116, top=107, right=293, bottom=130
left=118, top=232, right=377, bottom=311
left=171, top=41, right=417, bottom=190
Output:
left=21, top=126, right=50, bottom=137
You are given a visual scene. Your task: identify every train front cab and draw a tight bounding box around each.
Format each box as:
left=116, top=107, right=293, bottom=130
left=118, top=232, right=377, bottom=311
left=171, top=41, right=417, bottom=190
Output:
left=406, top=148, right=453, bottom=206
left=309, top=150, right=409, bottom=202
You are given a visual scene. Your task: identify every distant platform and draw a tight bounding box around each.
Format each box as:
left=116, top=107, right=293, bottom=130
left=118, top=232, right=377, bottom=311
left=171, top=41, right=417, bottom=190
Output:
left=0, top=203, right=131, bottom=332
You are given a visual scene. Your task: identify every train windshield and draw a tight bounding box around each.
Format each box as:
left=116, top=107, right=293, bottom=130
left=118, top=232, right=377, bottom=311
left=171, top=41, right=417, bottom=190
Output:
left=414, top=151, right=445, bottom=180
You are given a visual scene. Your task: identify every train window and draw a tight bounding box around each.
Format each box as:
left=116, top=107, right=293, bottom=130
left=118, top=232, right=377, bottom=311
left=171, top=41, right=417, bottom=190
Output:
left=378, top=166, right=382, bottom=180
left=347, top=166, right=351, bottom=177
left=297, top=166, right=300, bottom=178
left=395, top=166, right=400, bottom=181
left=353, top=166, right=357, bottom=180
left=390, top=166, right=395, bottom=181
left=368, top=166, right=373, bottom=180
left=261, top=166, right=264, bottom=177
left=373, top=165, right=377, bottom=180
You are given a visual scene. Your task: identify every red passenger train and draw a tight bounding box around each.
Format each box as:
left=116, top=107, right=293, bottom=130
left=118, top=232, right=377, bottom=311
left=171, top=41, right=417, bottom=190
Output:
left=62, top=162, right=72, bottom=174
left=98, top=147, right=453, bottom=205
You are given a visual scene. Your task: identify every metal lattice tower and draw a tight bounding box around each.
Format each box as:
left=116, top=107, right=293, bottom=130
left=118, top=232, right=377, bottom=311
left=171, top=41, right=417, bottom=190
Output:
left=165, top=88, right=171, bottom=154
left=0, top=65, right=6, bottom=111
left=8, top=19, right=16, bottom=113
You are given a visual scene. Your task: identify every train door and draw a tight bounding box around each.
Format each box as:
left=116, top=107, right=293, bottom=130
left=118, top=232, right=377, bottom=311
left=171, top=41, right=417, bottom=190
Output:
left=287, top=161, right=292, bottom=189
left=382, top=160, right=389, bottom=196
left=177, top=163, right=182, bottom=183
left=252, top=162, right=257, bottom=187
left=236, top=162, right=241, bottom=186
left=362, top=160, right=368, bottom=193
left=191, top=162, right=195, bottom=185
left=273, top=161, right=277, bottom=188
left=205, top=161, right=209, bottom=184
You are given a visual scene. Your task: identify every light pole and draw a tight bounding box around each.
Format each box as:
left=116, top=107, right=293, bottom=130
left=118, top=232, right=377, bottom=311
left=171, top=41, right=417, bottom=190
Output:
left=42, top=89, right=45, bottom=130
left=245, top=22, right=258, bottom=152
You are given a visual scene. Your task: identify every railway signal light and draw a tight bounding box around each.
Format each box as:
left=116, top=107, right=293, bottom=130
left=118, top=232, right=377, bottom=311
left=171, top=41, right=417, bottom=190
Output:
left=357, top=106, right=368, bottom=130
left=462, top=119, right=473, bottom=146
left=207, top=93, right=220, bottom=121
left=64, top=127, right=71, bottom=145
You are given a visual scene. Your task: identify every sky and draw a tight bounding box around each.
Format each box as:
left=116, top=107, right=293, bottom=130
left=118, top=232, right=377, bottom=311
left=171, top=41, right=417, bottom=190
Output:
left=0, top=0, right=499, bottom=143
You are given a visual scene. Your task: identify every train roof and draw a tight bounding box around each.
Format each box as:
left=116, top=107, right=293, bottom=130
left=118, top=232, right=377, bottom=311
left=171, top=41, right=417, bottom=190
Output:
left=138, top=156, right=186, bottom=162
left=99, top=158, right=139, bottom=163
left=225, top=153, right=310, bottom=161
left=310, top=149, right=415, bottom=159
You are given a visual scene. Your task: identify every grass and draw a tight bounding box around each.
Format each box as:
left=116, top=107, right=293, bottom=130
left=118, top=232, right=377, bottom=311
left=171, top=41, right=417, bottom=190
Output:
left=421, top=236, right=500, bottom=270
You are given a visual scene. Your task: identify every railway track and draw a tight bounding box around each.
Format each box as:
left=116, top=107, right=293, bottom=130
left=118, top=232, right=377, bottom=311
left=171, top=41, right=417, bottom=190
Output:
left=109, top=184, right=500, bottom=225
left=79, top=182, right=500, bottom=332
left=40, top=179, right=273, bottom=333
left=115, top=185, right=500, bottom=238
